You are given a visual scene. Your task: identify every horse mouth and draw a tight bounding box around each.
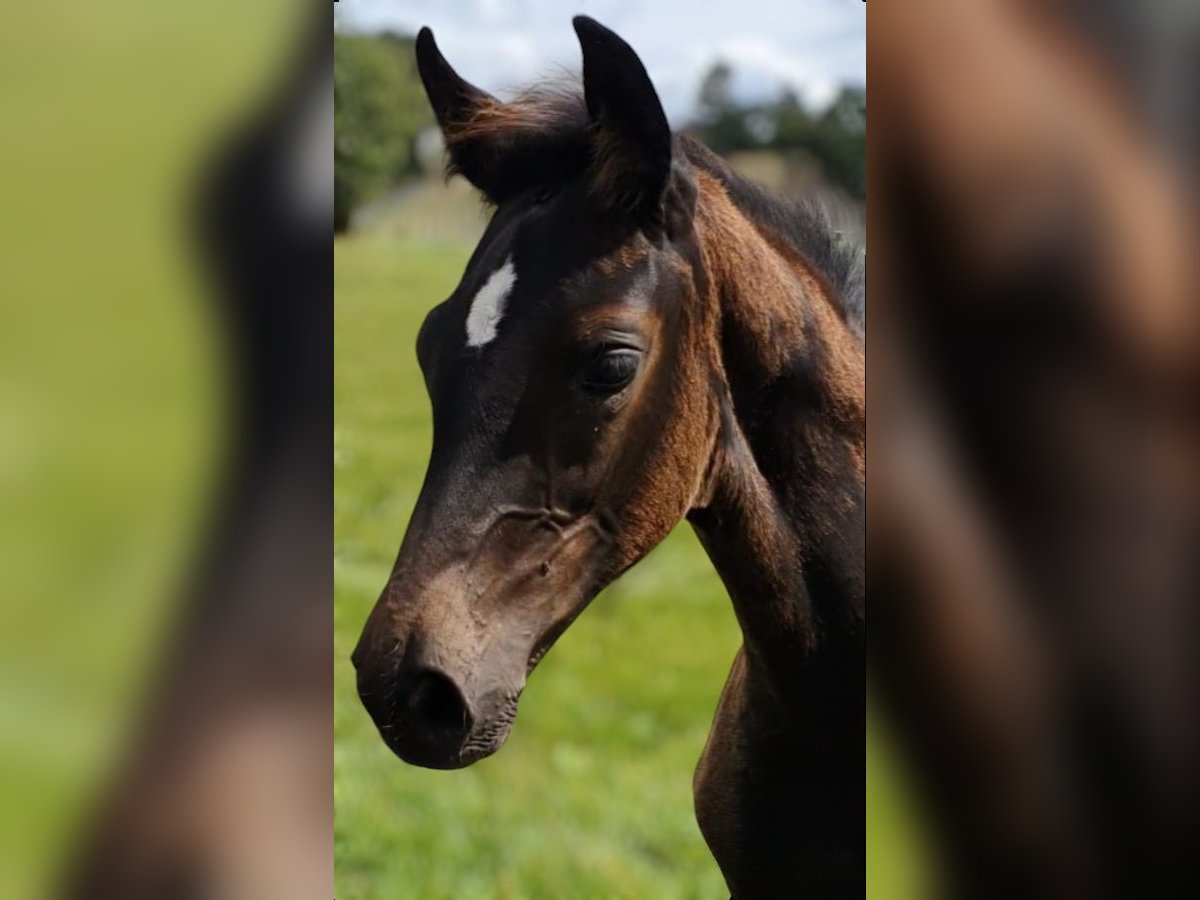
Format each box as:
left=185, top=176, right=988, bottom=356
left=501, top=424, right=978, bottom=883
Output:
left=457, top=710, right=518, bottom=765
left=379, top=695, right=519, bottom=770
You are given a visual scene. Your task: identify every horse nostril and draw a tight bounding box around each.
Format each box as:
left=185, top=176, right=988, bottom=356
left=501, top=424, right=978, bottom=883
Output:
left=403, top=669, right=472, bottom=737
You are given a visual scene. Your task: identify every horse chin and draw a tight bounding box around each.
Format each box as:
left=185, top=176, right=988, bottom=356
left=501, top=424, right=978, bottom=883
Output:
left=381, top=733, right=487, bottom=770
left=454, top=741, right=504, bottom=767
left=456, top=699, right=519, bottom=765
left=387, top=742, right=468, bottom=771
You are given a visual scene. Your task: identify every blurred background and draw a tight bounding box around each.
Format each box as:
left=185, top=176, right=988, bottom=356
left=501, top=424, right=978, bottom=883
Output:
left=0, top=1, right=331, bottom=897
left=333, top=1, right=865, bottom=898
left=869, top=1, right=1198, bottom=898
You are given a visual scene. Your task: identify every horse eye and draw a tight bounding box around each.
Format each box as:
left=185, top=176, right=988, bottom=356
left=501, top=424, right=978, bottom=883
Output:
left=582, top=348, right=641, bottom=394
left=533, top=187, right=555, bottom=205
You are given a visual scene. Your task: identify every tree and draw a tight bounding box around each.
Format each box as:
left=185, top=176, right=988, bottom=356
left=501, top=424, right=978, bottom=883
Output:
left=697, top=62, right=734, bottom=125
left=334, top=33, right=430, bottom=232
left=771, top=85, right=865, bottom=199
left=688, top=70, right=866, bottom=201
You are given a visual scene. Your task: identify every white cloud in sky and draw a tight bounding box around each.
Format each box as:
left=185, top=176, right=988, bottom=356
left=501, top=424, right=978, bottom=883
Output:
left=335, top=0, right=865, bottom=123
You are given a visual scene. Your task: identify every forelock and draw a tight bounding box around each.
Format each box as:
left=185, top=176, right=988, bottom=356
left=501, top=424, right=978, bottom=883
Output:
left=441, top=82, right=593, bottom=203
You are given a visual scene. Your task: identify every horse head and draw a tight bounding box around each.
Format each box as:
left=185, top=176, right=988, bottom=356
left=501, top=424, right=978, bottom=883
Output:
left=352, top=17, right=722, bottom=769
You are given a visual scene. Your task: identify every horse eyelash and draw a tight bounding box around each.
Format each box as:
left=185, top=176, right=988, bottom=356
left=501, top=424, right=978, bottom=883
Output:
left=586, top=343, right=634, bottom=362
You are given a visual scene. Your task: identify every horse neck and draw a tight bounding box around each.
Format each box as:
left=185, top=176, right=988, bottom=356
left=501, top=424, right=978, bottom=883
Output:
left=687, top=171, right=865, bottom=674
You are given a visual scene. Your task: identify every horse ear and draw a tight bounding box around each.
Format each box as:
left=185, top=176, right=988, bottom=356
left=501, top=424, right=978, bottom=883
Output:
left=414, top=27, right=501, bottom=194
left=572, top=16, right=672, bottom=219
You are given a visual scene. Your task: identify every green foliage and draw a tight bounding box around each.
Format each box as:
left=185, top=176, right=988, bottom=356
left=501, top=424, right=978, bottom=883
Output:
left=334, top=33, right=430, bottom=231
left=689, top=64, right=867, bottom=200
left=777, top=86, right=866, bottom=199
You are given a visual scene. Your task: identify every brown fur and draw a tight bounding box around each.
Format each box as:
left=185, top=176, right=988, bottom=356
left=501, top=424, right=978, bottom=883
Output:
left=693, top=170, right=865, bottom=472
left=681, top=167, right=865, bottom=896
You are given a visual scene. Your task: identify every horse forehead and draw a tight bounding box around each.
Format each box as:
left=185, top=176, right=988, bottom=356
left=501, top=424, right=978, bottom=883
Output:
left=453, top=235, right=665, bottom=353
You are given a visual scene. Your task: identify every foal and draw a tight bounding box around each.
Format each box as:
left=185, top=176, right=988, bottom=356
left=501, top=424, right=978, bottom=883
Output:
left=353, top=17, right=864, bottom=897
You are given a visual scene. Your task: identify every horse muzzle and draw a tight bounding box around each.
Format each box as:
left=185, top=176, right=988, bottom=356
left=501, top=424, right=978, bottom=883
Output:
left=353, top=640, right=521, bottom=769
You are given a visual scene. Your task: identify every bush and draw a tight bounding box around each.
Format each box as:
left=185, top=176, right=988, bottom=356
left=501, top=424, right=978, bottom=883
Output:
left=334, top=33, right=430, bottom=232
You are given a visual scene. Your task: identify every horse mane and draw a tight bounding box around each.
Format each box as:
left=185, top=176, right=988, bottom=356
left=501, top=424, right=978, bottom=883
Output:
left=678, top=137, right=865, bottom=341
left=443, top=83, right=865, bottom=339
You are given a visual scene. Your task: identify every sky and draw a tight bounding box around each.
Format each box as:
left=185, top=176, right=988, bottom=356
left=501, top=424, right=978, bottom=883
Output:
left=335, top=0, right=865, bottom=124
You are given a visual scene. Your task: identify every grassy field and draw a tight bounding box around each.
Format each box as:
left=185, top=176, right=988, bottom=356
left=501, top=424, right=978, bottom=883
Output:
left=334, top=226, right=926, bottom=898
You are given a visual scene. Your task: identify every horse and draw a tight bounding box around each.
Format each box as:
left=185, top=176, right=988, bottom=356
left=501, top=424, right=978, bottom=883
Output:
left=352, top=17, right=865, bottom=897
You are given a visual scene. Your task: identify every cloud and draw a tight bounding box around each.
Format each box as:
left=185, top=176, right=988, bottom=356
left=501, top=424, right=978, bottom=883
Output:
left=336, top=0, right=864, bottom=121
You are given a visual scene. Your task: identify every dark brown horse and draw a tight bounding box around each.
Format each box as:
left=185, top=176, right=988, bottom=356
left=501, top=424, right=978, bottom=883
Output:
left=352, top=17, right=865, bottom=897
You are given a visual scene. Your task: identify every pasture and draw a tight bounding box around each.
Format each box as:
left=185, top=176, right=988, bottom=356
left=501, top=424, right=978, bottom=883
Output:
left=334, top=213, right=922, bottom=897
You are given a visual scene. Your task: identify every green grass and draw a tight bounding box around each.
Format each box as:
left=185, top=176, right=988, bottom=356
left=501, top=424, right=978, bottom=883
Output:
left=334, top=230, right=928, bottom=898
